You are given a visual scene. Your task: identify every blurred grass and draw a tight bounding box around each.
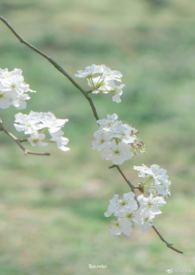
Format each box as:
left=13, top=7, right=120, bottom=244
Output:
left=0, top=0, right=195, bottom=274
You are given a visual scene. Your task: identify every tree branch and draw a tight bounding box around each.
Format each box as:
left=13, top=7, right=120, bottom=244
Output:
left=0, top=16, right=183, bottom=254
left=0, top=120, right=50, bottom=156
left=109, top=164, right=135, bottom=192
left=0, top=16, right=99, bottom=121
left=152, top=225, right=183, bottom=254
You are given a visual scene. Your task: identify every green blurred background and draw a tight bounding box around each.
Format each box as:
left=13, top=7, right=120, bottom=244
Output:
left=0, top=0, right=195, bottom=274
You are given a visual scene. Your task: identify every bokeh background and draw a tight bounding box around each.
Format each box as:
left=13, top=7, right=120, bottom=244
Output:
left=0, top=0, right=195, bottom=274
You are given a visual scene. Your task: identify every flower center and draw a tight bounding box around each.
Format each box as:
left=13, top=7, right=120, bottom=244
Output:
left=113, top=149, right=120, bottom=155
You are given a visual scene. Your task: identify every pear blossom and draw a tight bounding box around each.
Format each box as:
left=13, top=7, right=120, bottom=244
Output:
left=101, top=141, right=133, bottom=165
left=37, top=112, right=67, bottom=134
left=50, top=131, right=70, bottom=152
left=134, top=208, right=156, bottom=231
left=104, top=192, right=138, bottom=217
left=104, top=192, right=138, bottom=237
left=137, top=193, right=166, bottom=215
left=104, top=194, right=120, bottom=217
left=75, top=64, right=125, bottom=103
left=93, top=114, right=144, bottom=165
left=28, top=133, right=47, bottom=147
left=105, top=192, right=166, bottom=237
left=135, top=194, right=166, bottom=231
left=0, top=68, right=34, bottom=109
left=110, top=215, right=134, bottom=237
left=134, top=164, right=171, bottom=197
left=110, top=220, right=122, bottom=236
left=14, top=111, right=69, bottom=152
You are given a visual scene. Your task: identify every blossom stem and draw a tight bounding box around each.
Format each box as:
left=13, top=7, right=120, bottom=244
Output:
left=0, top=16, right=183, bottom=254
left=0, top=120, right=50, bottom=156
left=0, top=16, right=99, bottom=121
left=109, top=165, right=135, bottom=192
left=152, top=225, right=183, bottom=254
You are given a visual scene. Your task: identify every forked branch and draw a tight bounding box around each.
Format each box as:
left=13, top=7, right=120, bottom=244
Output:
left=0, top=119, right=50, bottom=156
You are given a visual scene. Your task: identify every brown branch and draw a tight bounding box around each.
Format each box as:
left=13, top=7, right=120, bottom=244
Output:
left=109, top=164, right=135, bottom=192
left=0, top=16, right=99, bottom=121
left=0, top=16, right=183, bottom=255
left=152, top=225, right=183, bottom=254
left=0, top=120, right=50, bottom=156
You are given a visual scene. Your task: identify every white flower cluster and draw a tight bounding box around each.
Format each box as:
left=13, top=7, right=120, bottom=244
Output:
left=0, top=67, right=70, bottom=153
left=75, top=64, right=124, bottom=103
left=104, top=191, right=166, bottom=237
left=1, top=56, right=176, bottom=247
left=134, top=164, right=171, bottom=198
left=92, top=114, right=144, bottom=165
left=0, top=68, right=34, bottom=109
left=14, top=111, right=70, bottom=151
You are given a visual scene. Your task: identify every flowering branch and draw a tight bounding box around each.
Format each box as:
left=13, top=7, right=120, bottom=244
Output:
left=0, top=16, right=99, bottom=121
left=0, top=16, right=183, bottom=254
left=110, top=164, right=183, bottom=254
left=0, top=119, right=50, bottom=156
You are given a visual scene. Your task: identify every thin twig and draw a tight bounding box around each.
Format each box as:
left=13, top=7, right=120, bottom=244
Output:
left=0, top=16, right=99, bottom=121
left=152, top=225, right=183, bottom=254
left=110, top=164, right=135, bottom=192
left=0, top=16, right=183, bottom=254
left=0, top=121, right=50, bottom=156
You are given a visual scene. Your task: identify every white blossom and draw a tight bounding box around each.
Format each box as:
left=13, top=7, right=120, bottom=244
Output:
left=0, top=68, right=34, bottom=109
left=14, top=111, right=69, bottom=152
left=37, top=112, right=68, bottom=134
left=110, top=220, right=122, bottom=236
left=104, top=192, right=138, bottom=237
left=75, top=64, right=124, bottom=103
left=28, top=132, right=47, bottom=147
left=134, top=208, right=156, bottom=231
left=50, top=130, right=70, bottom=152
left=104, top=194, right=120, bottom=218
left=135, top=194, right=166, bottom=231
left=104, top=192, right=138, bottom=218
left=134, top=164, right=171, bottom=197
left=137, top=193, right=166, bottom=215
left=101, top=141, right=133, bottom=165
left=105, top=192, right=166, bottom=236
left=93, top=114, right=144, bottom=165
left=111, top=216, right=134, bottom=237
